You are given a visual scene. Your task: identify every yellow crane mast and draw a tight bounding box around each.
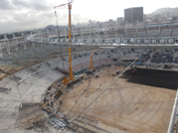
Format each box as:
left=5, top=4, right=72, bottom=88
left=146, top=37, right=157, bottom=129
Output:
left=54, top=1, right=74, bottom=85
left=63, top=1, right=74, bottom=85
left=88, top=48, right=97, bottom=71
left=88, top=52, right=95, bottom=70
left=68, top=2, right=74, bottom=81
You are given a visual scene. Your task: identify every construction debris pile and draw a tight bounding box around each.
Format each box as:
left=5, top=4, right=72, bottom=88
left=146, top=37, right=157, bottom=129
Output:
left=17, top=104, right=47, bottom=129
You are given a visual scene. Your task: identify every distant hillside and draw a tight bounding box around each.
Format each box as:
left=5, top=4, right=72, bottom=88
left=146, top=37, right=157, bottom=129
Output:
left=41, top=8, right=178, bottom=31
left=41, top=25, right=57, bottom=32
left=147, top=7, right=178, bottom=17
left=41, top=25, right=70, bottom=32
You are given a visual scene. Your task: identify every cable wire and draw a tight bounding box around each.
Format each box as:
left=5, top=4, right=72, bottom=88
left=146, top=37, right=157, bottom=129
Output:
left=0, top=41, right=116, bottom=131
left=59, top=52, right=143, bottom=133
left=0, top=60, right=60, bottom=122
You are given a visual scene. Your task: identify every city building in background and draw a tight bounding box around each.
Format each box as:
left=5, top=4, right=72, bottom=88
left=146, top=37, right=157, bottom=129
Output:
left=117, top=17, right=124, bottom=25
left=124, top=7, right=143, bottom=23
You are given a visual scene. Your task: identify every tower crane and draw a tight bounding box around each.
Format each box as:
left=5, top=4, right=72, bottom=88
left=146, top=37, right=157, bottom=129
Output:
left=89, top=52, right=95, bottom=70
left=54, top=0, right=75, bottom=85
left=86, top=48, right=98, bottom=75
left=88, top=48, right=97, bottom=71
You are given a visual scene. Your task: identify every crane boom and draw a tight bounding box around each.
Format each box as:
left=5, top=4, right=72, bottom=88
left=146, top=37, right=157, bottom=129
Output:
left=68, top=1, right=74, bottom=81
left=88, top=48, right=97, bottom=70
left=55, top=1, right=74, bottom=85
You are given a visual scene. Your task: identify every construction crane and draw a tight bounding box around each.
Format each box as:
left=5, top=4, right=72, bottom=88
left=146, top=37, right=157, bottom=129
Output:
left=88, top=51, right=95, bottom=71
left=86, top=48, right=98, bottom=75
left=54, top=1, right=74, bottom=85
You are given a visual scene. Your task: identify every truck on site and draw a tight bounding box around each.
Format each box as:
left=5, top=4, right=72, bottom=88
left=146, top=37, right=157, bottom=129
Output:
left=54, top=89, right=63, bottom=99
left=55, top=74, right=84, bottom=99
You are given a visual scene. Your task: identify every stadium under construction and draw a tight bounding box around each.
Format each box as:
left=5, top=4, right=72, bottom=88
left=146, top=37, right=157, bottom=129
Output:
left=1, top=2, right=178, bottom=133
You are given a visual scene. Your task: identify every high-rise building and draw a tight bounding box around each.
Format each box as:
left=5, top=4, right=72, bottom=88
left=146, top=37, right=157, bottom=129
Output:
left=124, top=7, right=143, bottom=23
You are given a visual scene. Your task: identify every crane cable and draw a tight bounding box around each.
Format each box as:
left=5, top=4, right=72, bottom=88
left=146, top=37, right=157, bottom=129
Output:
left=54, top=7, right=65, bottom=71
left=59, top=52, right=143, bottom=133
left=0, top=57, right=63, bottom=123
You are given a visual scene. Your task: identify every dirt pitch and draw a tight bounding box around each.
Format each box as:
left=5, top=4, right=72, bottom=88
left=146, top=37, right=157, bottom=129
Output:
left=59, top=66, right=176, bottom=133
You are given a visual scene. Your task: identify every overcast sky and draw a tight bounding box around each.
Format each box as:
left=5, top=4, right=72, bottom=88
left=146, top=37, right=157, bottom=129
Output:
left=0, top=0, right=178, bottom=34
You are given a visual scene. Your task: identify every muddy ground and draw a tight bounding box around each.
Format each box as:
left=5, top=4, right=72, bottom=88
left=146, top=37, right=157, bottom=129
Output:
left=59, top=66, right=176, bottom=133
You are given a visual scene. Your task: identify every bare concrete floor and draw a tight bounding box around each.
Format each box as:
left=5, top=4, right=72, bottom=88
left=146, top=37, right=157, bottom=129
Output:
left=59, top=66, right=176, bottom=133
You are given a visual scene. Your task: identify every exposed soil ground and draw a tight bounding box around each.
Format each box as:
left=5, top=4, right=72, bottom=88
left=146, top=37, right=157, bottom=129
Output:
left=59, top=66, right=176, bottom=133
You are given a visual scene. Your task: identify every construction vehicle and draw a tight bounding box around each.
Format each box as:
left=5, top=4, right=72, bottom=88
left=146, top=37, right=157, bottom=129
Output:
left=67, top=74, right=84, bottom=87
left=86, top=48, right=97, bottom=75
left=132, top=68, right=137, bottom=74
left=88, top=52, right=95, bottom=71
left=164, top=64, right=173, bottom=69
left=112, top=74, right=116, bottom=76
left=53, top=82, right=64, bottom=99
left=112, top=70, right=119, bottom=76
left=54, top=1, right=75, bottom=86
left=54, top=89, right=63, bottom=99
left=55, top=74, right=84, bottom=98
left=55, top=1, right=85, bottom=86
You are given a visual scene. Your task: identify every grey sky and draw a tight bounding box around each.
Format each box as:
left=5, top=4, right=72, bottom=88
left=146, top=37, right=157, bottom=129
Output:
left=0, top=0, right=177, bottom=34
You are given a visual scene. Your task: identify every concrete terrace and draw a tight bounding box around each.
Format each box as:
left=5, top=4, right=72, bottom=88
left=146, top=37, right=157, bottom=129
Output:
left=0, top=48, right=114, bottom=132
left=0, top=59, right=64, bottom=132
